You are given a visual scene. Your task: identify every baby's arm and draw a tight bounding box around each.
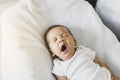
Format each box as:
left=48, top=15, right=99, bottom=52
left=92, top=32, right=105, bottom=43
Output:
left=54, top=75, right=68, bottom=80
left=94, top=56, right=118, bottom=80
left=93, top=56, right=107, bottom=67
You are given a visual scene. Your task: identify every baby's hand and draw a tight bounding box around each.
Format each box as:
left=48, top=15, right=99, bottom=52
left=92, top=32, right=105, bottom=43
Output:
left=111, top=75, right=118, bottom=80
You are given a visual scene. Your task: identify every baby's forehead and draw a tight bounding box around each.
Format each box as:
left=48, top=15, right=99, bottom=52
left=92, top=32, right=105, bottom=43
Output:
left=49, top=26, right=70, bottom=33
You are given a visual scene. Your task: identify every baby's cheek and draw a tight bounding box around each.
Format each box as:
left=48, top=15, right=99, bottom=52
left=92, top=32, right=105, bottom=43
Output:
left=49, top=43, right=54, bottom=48
left=50, top=44, right=58, bottom=50
left=54, top=45, right=59, bottom=51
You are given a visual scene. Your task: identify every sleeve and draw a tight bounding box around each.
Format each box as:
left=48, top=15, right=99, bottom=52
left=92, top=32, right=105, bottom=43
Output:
left=52, top=59, right=65, bottom=76
left=80, top=45, right=96, bottom=60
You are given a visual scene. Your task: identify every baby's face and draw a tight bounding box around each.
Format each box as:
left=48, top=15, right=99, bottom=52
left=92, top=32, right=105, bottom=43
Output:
left=46, top=26, right=76, bottom=61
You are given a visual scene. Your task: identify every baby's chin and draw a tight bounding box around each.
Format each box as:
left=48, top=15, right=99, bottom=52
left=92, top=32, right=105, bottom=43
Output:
left=62, top=51, right=75, bottom=61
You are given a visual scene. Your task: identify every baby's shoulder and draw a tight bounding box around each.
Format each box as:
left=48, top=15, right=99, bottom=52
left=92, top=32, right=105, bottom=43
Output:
left=53, top=58, right=61, bottom=64
left=77, top=45, right=94, bottom=52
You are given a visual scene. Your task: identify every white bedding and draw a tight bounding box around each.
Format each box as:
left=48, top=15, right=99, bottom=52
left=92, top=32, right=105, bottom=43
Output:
left=0, top=0, right=120, bottom=80
left=0, top=0, right=18, bottom=80
left=96, top=0, right=120, bottom=40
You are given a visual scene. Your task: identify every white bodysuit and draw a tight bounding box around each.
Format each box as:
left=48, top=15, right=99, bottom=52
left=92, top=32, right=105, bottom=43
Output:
left=52, top=45, right=111, bottom=80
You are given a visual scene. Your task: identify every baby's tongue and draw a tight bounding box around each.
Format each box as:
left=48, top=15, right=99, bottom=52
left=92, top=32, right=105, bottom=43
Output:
left=61, top=45, right=67, bottom=52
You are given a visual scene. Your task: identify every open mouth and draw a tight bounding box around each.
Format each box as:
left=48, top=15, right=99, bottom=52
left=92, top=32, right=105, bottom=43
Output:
left=61, top=45, right=67, bottom=52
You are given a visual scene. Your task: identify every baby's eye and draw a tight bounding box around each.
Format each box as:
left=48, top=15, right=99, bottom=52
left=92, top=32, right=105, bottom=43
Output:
left=63, top=33, right=69, bottom=37
left=52, top=38, right=57, bottom=42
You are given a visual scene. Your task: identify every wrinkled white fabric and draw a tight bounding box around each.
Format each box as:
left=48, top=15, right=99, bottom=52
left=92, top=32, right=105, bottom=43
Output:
left=96, top=0, right=120, bottom=40
left=52, top=45, right=111, bottom=80
left=1, top=3, right=55, bottom=80
left=0, top=0, right=18, bottom=80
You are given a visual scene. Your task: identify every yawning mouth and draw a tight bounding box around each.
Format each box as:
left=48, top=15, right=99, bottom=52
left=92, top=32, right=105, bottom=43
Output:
left=61, top=45, right=67, bottom=52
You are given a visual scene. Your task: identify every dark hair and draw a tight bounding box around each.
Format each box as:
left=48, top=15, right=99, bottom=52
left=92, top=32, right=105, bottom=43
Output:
left=44, top=25, right=75, bottom=59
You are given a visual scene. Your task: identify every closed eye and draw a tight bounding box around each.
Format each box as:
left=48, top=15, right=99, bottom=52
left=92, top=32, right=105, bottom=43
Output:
left=52, top=38, right=57, bottom=42
left=62, top=33, right=69, bottom=37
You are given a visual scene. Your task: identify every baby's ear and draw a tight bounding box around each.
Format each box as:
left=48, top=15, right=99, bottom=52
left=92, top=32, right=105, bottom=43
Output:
left=49, top=48, right=52, bottom=52
left=49, top=48, right=55, bottom=55
left=74, top=39, right=77, bottom=46
left=52, top=54, right=56, bottom=57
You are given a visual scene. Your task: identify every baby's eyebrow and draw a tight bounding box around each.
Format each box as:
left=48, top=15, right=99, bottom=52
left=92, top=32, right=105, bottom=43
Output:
left=61, top=32, right=65, bottom=34
left=61, top=32, right=68, bottom=35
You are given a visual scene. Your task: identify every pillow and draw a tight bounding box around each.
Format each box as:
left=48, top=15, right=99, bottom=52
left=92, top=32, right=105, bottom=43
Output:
left=1, top=3, right=56, bottom=80
left=0, top=0, right=18, bottom=80
left=96, top=0, right=120, bottom=40
left=1, top=0, right=120, bottom=80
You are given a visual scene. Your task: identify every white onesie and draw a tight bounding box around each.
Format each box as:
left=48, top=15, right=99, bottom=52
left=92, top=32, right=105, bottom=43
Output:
left=52, top=45, right=111, bottom=80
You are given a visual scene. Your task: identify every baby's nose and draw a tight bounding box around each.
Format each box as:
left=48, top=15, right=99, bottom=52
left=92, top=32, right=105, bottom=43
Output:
left=58, top=39, right=65, bottom=43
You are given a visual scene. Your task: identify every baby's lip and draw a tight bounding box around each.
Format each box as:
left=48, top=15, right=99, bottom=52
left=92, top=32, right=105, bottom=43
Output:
left=61, top=44, right=67, bottom=52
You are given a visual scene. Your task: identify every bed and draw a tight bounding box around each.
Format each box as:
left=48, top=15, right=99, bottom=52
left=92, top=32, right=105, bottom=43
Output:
left=0, top=0, right=120, bottom=80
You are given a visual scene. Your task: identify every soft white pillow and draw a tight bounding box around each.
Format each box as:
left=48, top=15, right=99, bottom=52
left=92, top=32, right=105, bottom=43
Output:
left=1, top=0, right=120, bottom=80
left=1, top=3, right=56, bottom=80
left=0, top=0, right=18, bottom=80
left=96, top=0, right=120, bottom=40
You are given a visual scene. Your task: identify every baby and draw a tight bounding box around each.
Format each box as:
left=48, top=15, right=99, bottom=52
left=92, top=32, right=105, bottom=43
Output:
left=44, top=25, right=117, bottom=80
